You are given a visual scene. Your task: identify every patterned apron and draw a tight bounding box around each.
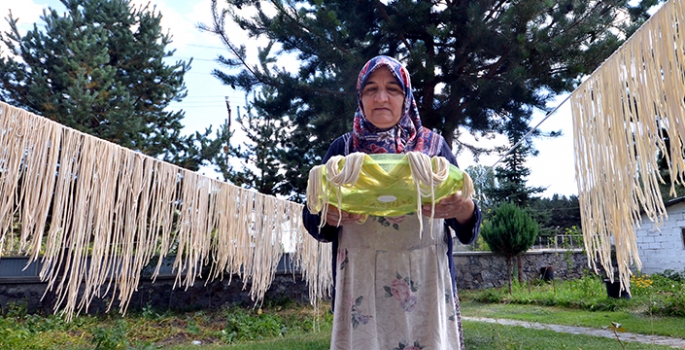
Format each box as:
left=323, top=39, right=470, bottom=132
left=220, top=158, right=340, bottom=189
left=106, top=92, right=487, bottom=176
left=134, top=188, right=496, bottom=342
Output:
left=330, top=214, right=462, bottom=350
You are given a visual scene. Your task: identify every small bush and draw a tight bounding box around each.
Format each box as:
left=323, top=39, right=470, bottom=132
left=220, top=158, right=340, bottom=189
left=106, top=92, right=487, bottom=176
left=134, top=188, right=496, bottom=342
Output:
left=221, top=306, right=287, bottom=343
left=659, top=269, right=685, bottom=282
left=91, top=320, right=129, bottom=350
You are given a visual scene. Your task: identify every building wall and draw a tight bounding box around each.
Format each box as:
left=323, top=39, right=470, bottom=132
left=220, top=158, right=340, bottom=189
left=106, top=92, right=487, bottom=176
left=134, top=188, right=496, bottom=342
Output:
left=635, top=201, right=685, bottom=274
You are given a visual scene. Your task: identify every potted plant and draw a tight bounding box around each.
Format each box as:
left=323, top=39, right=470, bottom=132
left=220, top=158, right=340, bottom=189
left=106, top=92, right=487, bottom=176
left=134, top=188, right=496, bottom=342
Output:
left=603, top=246, right=630, bottom=299
left=539, top=266, right=554, bottom=282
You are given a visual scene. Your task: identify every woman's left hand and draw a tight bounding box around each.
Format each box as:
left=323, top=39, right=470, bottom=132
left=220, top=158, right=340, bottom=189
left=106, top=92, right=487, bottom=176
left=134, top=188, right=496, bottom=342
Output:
left=421, top=191, right=475, bottom=223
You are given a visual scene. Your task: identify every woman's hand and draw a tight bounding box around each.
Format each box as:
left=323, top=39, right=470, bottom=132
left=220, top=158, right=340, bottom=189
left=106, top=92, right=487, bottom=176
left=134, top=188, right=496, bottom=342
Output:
left=325, top=204, right=365, bottom=227
left=421, top=191, right=475, bottom=223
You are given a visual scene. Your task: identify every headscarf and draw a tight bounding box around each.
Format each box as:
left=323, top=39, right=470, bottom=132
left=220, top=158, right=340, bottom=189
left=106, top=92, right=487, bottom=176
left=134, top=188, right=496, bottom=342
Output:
left=352, top=55, right=441, bottom=155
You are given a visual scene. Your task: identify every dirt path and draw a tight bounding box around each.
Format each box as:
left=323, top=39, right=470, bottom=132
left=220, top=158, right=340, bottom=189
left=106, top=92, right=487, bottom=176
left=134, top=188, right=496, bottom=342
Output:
left=463, top=316, right=685, bottom=349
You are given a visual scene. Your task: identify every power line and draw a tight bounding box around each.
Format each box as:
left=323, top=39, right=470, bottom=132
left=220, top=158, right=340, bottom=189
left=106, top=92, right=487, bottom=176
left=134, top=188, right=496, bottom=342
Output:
left=476, top=94, right=572, bottom=184
left=187, top=44, right=226, bottom=50
left=174, top=57, right=217, bottom=62
left=488, top=95, right=571, bottom=171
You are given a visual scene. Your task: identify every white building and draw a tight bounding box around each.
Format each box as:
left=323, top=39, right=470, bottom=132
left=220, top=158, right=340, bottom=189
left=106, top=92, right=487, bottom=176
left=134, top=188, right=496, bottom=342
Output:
left=634, top=197, right=685, bottom=274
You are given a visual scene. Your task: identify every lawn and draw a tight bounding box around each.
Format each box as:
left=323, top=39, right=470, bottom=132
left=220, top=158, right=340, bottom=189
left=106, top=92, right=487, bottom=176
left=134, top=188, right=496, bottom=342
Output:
left=0, top=269, right=682, bottom=349
left=164, top=321, right=679, bottom=350
left=460, top=301, right=685, bottom=339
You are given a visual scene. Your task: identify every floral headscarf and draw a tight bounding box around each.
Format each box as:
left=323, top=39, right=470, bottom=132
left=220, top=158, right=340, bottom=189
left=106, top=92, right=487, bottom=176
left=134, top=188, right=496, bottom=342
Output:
left=352, top=55, right=440, bottom=155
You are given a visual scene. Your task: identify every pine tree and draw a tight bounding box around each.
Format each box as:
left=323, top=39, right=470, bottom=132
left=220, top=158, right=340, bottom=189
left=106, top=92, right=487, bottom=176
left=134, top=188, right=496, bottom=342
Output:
left=656, top=128, right=685, bottom=201
left=529, top=194, right=582, bottom=239
left=486, top=108, right=547, bottom=208
left=201, top=0, right=663, bottom=196
left=481, top=202, right=539, bottom=294
left=0, top=0, right=210, bottom=170
left=213, top=89, right=288, bottom=196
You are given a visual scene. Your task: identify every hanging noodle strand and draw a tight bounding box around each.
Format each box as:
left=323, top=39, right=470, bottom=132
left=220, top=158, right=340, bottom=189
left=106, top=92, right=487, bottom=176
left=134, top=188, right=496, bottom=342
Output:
left=570, top=0, right=685, bottom=293
left=0, top=101, right=330, bottom=321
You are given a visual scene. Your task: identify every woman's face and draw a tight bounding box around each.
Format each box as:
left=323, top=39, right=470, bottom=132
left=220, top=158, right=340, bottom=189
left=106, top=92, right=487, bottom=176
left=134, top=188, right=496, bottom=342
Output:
left=361, top=67, right=404, bottom=129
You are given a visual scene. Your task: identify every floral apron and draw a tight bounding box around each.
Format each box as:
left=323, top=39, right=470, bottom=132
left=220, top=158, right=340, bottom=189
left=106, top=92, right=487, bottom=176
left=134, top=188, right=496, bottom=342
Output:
left=331, top=215, right=462, bottom=350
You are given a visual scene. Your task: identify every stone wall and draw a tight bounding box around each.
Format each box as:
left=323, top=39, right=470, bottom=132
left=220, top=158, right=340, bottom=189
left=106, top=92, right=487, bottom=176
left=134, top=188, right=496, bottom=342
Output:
left=0, top=273, right=312, bottom=315
left=0, top=250, right=590, bottom=314
left=455, top=249, right=589, bottom=290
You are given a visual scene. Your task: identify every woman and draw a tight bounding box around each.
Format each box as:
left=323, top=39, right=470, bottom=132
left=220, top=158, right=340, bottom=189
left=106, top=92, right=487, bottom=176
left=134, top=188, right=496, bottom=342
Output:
left=303, top=55, right=481, bottom=350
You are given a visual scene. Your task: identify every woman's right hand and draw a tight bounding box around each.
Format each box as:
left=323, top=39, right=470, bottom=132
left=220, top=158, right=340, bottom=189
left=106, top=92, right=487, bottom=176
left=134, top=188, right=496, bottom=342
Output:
left=325, top=204, right=365, bottom=227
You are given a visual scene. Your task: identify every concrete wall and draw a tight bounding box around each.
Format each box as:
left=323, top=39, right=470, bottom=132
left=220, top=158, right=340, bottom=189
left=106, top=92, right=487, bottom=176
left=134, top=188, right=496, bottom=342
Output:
left=635, top=200, right=685, bottom=274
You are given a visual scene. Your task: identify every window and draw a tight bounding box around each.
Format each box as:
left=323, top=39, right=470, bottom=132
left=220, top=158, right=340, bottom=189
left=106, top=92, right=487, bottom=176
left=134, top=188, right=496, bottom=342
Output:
left=682, top=228, right=685, bottom=249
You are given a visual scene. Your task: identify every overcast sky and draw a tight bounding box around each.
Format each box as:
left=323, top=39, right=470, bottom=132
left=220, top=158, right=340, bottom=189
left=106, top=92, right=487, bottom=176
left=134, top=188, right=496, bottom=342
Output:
left=1, top=0, right=579, bottom=197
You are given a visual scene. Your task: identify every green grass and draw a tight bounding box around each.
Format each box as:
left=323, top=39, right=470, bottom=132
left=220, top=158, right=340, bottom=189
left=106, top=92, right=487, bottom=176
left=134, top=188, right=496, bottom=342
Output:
left=163, top=316, right=681, bottom=350
left=460, top=270, right=685, bottom=317
left=0, top=270, right=682, bottom=349
left=462, top=321, right=677, bottom=350
left=167, top=321, right=681, bottom=350
left=167, top=328, right=331, bottom=350
left=460, top=301, right=685, bottom=339
left=0, top=301, right=333, bottom=349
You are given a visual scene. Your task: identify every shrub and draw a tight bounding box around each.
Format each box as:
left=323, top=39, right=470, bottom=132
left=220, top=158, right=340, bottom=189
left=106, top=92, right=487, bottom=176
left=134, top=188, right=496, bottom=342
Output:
left=481, top=202, right=539, bottom=293
left=222, top=306, right=287, bottom=343
left=91, top=320, right=129, bottom=350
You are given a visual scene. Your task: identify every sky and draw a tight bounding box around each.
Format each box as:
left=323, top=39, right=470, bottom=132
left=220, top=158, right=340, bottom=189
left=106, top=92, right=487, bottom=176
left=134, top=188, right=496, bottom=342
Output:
left=0, top=0, right=579, bottom=198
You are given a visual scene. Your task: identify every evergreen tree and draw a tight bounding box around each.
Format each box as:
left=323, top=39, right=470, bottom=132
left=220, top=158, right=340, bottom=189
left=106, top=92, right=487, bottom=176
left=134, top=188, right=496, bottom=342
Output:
left=202, top=0, right=662, bottom=196
left=529, top=194, right=582, bottom=239
left=656, top=128, right=685, bottom=201
left=212, top=88, right=289, bottom=196
left=486, top=108, right=547, bottom=207
left=0, top=0, right=210, bottom=170
left=481, top=202, right=539, bottom=293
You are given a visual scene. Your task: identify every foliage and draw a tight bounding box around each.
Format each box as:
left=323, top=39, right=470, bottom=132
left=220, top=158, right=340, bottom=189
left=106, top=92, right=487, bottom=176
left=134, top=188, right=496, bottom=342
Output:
left=528, top=194, right=582, bottom=237
left=481, top=203, right=539, bottom=259
left=460, top=301, right=685, bottom=343
left=0, top=306, right=90, bottom=349
left=211, top=91, right=290, bottom=197
left=0, top=0, right=214, bottom=171
left=463, top=269, right=685, bottom=318
left=471, top=233, right=491, bottom=252
left=481, top=202, right=539, bottom=293
left=657, top=269, right=685, bottom=282
left=202, top=0, right=664, bottom=197
left=648, top=271, right=685, bottom=317
left=91, top=320, right=130, bottom=350
left=655, top=128, right=685, bottom=201
left=0, top=292, right=683, bottom=349
left=0, top=301, right=332, bottom=349
left=485, top=109, right=548, bottom=208
left=222, top=306, right=287, bottom=343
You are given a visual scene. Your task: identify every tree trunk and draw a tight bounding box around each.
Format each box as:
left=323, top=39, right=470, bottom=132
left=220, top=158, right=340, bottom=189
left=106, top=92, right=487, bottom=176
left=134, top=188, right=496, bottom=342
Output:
left=506, top=257, right=513, bottom=294
left=517, top=255, right=524, bottom=285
